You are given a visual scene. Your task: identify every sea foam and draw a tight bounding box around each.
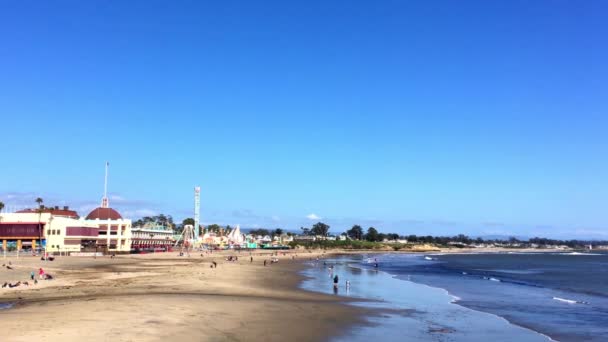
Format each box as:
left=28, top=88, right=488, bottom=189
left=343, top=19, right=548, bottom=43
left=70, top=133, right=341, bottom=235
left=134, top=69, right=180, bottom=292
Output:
left=552, top=297, right=589, bottom=305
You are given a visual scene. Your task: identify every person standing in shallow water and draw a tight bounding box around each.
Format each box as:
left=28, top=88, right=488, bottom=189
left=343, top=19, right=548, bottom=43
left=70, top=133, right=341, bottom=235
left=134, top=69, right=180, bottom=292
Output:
left=333, top=275, right=339, bottom=288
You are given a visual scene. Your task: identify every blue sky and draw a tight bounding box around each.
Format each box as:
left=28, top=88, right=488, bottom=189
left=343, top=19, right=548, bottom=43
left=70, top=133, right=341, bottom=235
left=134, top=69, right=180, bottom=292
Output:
left=1, top=1, right=606, bottom=239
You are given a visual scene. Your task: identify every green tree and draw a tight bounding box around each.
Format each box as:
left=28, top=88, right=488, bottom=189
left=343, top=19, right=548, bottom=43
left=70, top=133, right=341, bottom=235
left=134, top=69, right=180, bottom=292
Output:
left=300, top=227, right=311, bottom=235
left=182, top=217, right=195, bottom=226
left=346, top=225, right=364, bottom=240
left=157, top=214, right=167, bottom=227
left=386, top=233, right=400, bottom=241
left=35, top=197, right=44, bottom=252
left=365, top=227, right=380, bottom=242
left=311, top=222, right=330, bottom=239
left=206, top=223, right=220, bottom=232
left=273, top=228, right=284, bottom=237
left=250, top=228, right=270, bottom=236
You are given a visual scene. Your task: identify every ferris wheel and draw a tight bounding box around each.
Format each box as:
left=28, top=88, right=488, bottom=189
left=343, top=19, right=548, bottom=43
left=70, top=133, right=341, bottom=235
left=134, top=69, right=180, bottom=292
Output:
left=174, top=224, right=197, bottom=256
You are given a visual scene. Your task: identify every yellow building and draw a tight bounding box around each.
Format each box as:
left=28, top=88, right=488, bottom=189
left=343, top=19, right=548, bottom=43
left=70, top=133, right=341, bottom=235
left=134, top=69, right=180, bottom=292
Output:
left=0, top=209, right=100, bottom=253
left=84, top=207, right=132, bottom=253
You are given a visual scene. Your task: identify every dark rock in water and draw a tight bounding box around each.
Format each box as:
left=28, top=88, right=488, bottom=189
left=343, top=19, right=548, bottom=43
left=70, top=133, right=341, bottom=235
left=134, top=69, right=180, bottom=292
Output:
left=428, top=326, right=455, bottom=334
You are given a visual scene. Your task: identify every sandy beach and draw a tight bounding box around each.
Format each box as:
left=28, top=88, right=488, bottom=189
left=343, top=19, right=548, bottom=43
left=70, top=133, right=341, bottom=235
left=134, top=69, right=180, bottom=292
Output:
left=0, top=250, right=366, bottom=342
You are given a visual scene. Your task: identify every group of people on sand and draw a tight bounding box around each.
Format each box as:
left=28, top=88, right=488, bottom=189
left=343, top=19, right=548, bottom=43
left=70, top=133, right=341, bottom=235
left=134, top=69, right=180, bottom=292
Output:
left=37, top=267, right=53, bottom=280
left=2, top=281, right=32, bottom=288
left=313, top=256, right=356, bottom=293
left=1, top=264, right=53, bottom=290
left=200, top=250, right=301, bottom=268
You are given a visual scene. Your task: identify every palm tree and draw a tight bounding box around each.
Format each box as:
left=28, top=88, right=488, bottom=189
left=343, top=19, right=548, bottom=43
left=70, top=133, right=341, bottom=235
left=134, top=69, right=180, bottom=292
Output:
left=0, top=201, right=4, bottom=223
left=35, top=197, right=44, bottom=254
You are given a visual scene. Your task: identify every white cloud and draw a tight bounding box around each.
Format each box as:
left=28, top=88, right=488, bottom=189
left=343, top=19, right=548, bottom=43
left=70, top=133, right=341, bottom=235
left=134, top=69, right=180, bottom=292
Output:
left=271, top=215, right=281, bottom=222
left=232, top=209, right=259, bottom=219
left=122, top=209, right=158, bottom=218
left=109, top=194, right=126, bottom=201
left=306, top=213, right=321, bottom=220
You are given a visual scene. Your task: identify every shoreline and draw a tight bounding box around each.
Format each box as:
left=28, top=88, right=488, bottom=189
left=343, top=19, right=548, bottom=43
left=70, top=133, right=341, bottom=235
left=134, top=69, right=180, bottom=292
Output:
left=339, top=251, right=604, bottom=342
left=301, top=253, right=559, bottom=342
left=393, top=270, right=557, bottom=342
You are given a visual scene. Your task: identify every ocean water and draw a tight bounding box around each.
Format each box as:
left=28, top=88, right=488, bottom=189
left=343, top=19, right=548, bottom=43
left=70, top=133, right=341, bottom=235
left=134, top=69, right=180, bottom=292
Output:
left=301, top=257, right=550, bottom=342
left=383, top=252, right=608, bottom=341
left=300, top=252, right=608, bottom=342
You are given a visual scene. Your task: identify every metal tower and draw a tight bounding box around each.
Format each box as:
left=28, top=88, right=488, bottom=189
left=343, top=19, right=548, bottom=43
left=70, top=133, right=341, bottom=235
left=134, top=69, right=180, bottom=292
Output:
left=101, top=162, right=109, bottom=208
left=194, top=186, right=201, bottom=238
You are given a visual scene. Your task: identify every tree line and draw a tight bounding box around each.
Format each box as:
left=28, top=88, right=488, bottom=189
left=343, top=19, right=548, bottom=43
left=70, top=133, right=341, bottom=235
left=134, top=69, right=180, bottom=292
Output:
left=132, top=214, right=175, bottom=229
left=298, top=222, right=400, bottom=242
left=108, top=214, right=608, bottom=248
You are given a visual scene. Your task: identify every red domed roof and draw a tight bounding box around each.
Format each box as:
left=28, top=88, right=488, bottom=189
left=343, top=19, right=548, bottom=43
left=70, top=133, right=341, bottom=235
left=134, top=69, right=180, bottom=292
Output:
left=86, top=207, right=123, bottom=220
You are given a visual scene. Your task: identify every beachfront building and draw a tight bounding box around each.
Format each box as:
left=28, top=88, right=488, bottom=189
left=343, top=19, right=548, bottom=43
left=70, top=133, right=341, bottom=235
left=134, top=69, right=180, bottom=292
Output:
left=0, top=208, right=100, bottom=253
left=293, top=235, right=316, bottom=242
left=273, top=234, right=293, bottom=245
left=131, top=223, right=175, bottom=251
left=85, top=207, right=132, bottom=253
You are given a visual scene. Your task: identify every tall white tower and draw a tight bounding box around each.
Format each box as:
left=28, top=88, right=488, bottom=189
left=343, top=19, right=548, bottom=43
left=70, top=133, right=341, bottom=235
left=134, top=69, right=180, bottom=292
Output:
left=101, top=162, right=110, bottom=208
left=194, top=186, right=201, bottom=238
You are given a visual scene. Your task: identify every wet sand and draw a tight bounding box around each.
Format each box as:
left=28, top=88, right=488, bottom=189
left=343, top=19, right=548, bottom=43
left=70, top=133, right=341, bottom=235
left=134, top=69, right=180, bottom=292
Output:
left=0, top=251, right=366, bottom=342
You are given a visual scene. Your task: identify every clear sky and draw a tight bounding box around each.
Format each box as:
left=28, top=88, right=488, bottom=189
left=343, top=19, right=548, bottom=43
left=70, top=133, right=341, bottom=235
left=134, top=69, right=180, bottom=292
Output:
left=1, top=1, right=606, bottom=239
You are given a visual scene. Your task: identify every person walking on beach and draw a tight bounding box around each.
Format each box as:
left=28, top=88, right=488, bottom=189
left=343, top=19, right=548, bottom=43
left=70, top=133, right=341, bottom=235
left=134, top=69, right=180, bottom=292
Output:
left=30, top=271, right=35, bottom=280
left=264, top=259, right=267, bottom=267
left=333, top=275, right=339, bottom=289
left=38, top=268, right=45, bottom=279
left=250, top=256, right=253, bottom=263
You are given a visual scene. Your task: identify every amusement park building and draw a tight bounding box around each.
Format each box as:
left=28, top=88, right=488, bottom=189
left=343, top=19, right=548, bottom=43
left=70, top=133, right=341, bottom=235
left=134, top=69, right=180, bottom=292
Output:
left=131, top=224, right=174, bottom=250
left=0, top=208, right=100, bottom=253
left=84, top=207, right=132, bottom=253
